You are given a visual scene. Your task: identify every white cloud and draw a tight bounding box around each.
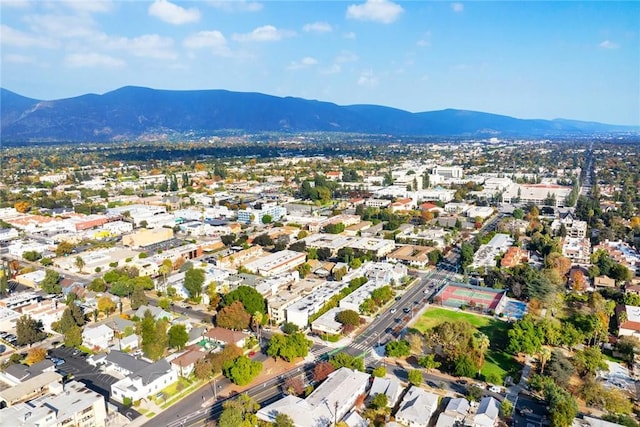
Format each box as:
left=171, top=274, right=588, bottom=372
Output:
left=98, top=33, right=177, bottom=60
left=598, top=40, right=619, bottom=49
left=287, top=56, right=318, bottom=70
left=232, top=25, right=295, bottom=42
left=148, top=0, right=201, bottom=25
left=357, top=70, right=378, bottom=86
left=451, top=3, right=464, bottom=13
left=0, top=24, right=59, bottom=48
left=0, top=0, right=31, bottom=8
left=183, top=30, right=231, bottom=56
left=346, top=0, right=403, bottom=24
left=335, top=50, right=358, bottom=63
left=303, top=22, right=333, bottom=33
left=65, top=52, right=124, bottom=68
left=24, top=13, right=97, bottom=38
left=417, top=31, right=432, bottom=47
left=3, top=53, right=37, bottom=64
left=321, top=64, right=342, bottom=74
left=207, top=0, right=262, bottom=12
left=343, top=32, right=356, bottom=39
left=61, top=0, right=114, bottom=13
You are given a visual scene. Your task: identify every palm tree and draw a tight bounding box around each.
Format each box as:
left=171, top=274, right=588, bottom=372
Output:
left=75, top=256, right=85, bottom=274
left=474, top=333, right=490, bottom=374
left=537, top=347, right=551, bottom=374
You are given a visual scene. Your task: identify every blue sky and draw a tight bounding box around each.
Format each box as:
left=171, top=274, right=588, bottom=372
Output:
left=1, top=0, right=639, bottom=125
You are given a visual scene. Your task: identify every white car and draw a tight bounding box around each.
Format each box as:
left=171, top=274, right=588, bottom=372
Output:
left=390, top=308, right=397, bottom=314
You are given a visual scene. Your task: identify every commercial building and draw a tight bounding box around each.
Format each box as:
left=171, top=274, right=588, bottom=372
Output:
left=0, top=371, right=63, bottom=407
left=122, top=227, right=174, bottom=248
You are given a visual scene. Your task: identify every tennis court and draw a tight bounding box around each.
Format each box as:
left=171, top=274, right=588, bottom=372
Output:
left=433, top=283, right=505, bottom=312
left=499, top=299, right=528, bottom=320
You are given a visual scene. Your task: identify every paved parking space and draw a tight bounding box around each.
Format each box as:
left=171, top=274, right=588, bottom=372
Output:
left=49, top=346, right=141, bottom=420
left=513, top=393, right=549, bottom=427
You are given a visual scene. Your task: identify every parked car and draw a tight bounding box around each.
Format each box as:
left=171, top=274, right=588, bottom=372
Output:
left=390, top=308, right=397, bottom=314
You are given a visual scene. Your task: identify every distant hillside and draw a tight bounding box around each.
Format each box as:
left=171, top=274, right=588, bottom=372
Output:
left=1, top=86, right=637, bottom=142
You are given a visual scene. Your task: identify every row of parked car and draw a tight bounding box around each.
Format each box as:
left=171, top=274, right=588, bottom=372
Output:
left=0, top=331, right=17, bottom=346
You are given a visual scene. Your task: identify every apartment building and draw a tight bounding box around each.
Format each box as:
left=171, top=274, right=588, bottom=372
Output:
left=0, top=380, right=107, bottom=427
left=243, top=250, right=307, bottom=277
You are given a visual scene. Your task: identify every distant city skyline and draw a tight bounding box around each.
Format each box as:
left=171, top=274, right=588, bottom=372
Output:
left=1, top=0, right=638, bottom=126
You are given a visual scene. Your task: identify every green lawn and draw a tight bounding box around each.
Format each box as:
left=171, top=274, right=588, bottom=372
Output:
left=412, top=307, right=520, bottom=384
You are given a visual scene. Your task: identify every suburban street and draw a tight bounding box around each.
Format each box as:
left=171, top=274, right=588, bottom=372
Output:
left=143, top=264, right=468, bottom=427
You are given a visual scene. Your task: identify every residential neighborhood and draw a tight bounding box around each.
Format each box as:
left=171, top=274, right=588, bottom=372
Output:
left=0, top=138, right=639, bottom=427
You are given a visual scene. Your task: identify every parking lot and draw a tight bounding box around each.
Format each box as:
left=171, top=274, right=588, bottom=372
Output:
left=49, top=346, right=141, bottom=420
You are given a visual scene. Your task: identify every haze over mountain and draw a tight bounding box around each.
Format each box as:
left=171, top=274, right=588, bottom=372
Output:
left=1, top=86, right=637, bottom=143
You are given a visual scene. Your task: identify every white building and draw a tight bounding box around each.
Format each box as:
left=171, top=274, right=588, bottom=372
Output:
left=243, top=250, right=307, bottom=277
left=257, top=368, right=370, bottom=427
left=111, top=359, right=177, bottom=403
left=82, top=324, right=114, bottom=351
left=473, top=396, right=500, bottom=427
left=433, top=166, right=463, bottom=179
left=395, top=386, right=440, bottom=427
left=0, top=380, right=107, bottom=427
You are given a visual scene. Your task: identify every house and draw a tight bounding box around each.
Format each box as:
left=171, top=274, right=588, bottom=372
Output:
left=204, top=327, right=248, bottom=348
left=102, top=350, right=149, bottom=376
left=594, top=276, right=616, bottom=289
left=134, top=305, right=172, bottom=321
left=473, top=396, right=500, bottom=427
left=256, top=368, right=370, bottom=427
left=1, top=360, right=55, bottom=385
left=435, top=397, right=471, bottom=427
left=368, top=376, right=403, bottom=408
left=82, top=324, right=114, bottom=351
left=111, top=359, right=178, bottom=403
left=616, top=305, right=640, bottom=338
left=116, top=333, right=140, bottom=351
left=106, top=316, right=136, bottom=335
left=395, top=386, right=439, bottom=427
left=170, top=348, right=207, bottom=377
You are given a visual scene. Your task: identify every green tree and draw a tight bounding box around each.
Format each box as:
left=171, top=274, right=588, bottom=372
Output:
left=130, top=284, right=147, bottom=310
left=572, top=346, right=608, bottom=376
left=296, top=262, right=312, bottom=278
left=371, top=393, right=388, bottom=409
left=466, top=384, right=483, bottom=401
left=329, top=352, right=364, bottom=371
left=281, top=322, right=299, bottom=335
left=55, top=241, right=75, bottom=257
left=372, top=366, right=386, bottom=378
left=408, top=369, right=423, bottom=386
left=273, top=413, right=295, bottom=427
left=167, top=324, right=189, bottom=350
left=64, top=325, right=82, bottom=347
left=87, top=277, right=107, bottom=292
left=335, top=310, right=360, bottom=328
left=418, top=354, right=441, bottom=371
left=41, top=269, right=62, bottom=294
left=16, top=315, right=47, bottom=346
left=500, top=399, right=514, bottom=417
left=75, top=256, right=85, bottom=273
left=544, top=382, right=578, bottom=427
left=507, top=315, right=543, bottom=355
left=184, top=268, right=205, bottom=300
left=261, top=214, right=272, bottom=224
left=385, top=340, right=410, bottom=357
left=267, top=333, right=311, bottom=362
left=223, top=355, right=262, bottom=386
left=454, top=354, right=477, bottom=378
left=223, top=286, right=266, bottom=316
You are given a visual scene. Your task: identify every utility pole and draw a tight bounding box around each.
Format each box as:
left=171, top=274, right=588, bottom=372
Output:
left=334, top=400, right=338, bottom=426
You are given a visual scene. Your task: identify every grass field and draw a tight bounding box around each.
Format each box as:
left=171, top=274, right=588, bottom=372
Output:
left=412, top=307, right=520, bottom=384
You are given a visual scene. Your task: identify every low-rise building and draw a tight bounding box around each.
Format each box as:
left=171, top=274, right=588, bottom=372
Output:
left=256, top=368, right=369, bottom=427
left=243, top=250, right=306, bottom=277
left=395, top=386, right=440, bottom=427
left=368, top=376, right=403, bottom=408
left=0, top=380, right=107, bottom=427
left=473, top=396, right=500, bottom=427
left=122, top=227, right=174, bottom=248
left=0, top=371, right=63, bottom=407
left=82, top=324, right=114, bottom=351
left=111, top=359, right=177, bottom=403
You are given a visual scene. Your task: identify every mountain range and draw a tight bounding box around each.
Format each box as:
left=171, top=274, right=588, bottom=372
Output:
left=1, top=86, right=637, bottom=143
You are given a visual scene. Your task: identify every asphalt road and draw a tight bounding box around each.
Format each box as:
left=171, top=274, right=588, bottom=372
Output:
left=144, top=267, right=465, bottom=427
